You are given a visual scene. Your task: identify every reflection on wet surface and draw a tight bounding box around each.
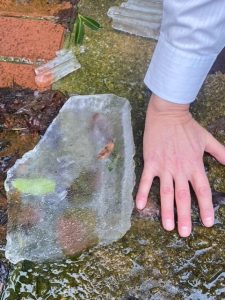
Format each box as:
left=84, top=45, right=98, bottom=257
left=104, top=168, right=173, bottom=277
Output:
left=1, top=214, right=225, bottom=299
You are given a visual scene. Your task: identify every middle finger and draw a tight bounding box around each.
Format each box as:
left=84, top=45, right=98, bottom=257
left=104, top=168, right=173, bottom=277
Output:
left=175, top=175, right=192, bottom=237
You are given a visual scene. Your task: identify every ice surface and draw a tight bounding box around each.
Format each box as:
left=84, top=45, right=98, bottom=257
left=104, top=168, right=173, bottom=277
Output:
left=107, top=0, right=163, bottom=40
left=4, top=94, right=135, bottom=264
left=35, top=50, right=81, bottom=89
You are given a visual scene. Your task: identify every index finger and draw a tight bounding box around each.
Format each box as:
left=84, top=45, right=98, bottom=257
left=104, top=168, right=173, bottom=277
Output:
left=136, top=166, right=155, bottom=210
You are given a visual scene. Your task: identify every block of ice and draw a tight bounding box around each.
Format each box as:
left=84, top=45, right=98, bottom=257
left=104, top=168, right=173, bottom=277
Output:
left=107, top=0, right=163, bottom=40
left=35, top=50, right=81, bottom=89
left=4, top=94, right=135, bottom=264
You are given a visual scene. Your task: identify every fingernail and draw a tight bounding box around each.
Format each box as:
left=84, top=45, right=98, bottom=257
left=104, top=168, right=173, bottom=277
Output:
left=136, top=202, right=145, bottom=210
left=204, top=217, right=214, bottom=227
left=180, top=226, right=190, bottom=237
left=164, top=220, right=174, bottom=231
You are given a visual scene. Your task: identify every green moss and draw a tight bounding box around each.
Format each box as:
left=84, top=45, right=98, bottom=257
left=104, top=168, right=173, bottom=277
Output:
left=12, top=178, right=56, bottom=195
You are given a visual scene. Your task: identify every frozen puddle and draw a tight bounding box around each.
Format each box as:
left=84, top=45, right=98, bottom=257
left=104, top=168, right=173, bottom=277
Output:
left=108, top=0, right=163, bottom=40
left=4, top=94, right=135, bottom=264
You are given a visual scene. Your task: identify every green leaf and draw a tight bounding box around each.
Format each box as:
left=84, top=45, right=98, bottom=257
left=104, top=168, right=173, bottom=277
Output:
left=80, top=15, right=102, bottom=31
left=75, top=16, right=85, bottom=44
left=12, top=178, right=56, bottom=195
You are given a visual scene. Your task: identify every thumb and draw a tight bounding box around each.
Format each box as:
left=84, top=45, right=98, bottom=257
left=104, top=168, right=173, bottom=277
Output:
left=205, top=133, right=225, bottom=165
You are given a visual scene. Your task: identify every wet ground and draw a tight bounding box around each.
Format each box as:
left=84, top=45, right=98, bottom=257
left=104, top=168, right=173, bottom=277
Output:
left=0, top=0, right=225, bottom=299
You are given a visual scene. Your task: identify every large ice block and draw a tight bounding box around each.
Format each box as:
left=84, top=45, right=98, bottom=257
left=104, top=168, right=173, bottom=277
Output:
left=4, top=94, right=135, bottom=264
left=107, top=0, right=163, bottom=40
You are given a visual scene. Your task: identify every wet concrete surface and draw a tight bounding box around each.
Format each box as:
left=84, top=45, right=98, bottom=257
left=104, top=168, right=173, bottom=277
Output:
left=0, top=0, right=225, bottom=298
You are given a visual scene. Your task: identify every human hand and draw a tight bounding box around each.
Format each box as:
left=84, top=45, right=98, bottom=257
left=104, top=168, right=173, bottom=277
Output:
left=136, top=94, right=225, bottom=237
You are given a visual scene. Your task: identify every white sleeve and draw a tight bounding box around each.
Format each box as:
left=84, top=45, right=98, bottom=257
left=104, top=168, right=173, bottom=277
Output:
left=144, top=0, right=225, bottom=104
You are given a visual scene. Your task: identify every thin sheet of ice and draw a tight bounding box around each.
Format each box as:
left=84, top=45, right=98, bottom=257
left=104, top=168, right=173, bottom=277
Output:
left=107, top=0, right=163, bottom=40
left=4, top=94, right=135, bottom=264
left=35, top=50, right=81, bottom=88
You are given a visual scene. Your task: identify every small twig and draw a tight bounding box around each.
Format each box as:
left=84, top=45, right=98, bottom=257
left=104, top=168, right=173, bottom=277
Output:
left=11, top=127, right=27, bottom=131
left=2, top=127, right=27, bottom=131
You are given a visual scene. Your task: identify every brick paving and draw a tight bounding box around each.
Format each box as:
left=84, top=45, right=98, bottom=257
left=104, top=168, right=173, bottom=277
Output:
left=0, top=17, right=64, bottom=60
left=0, top=2, right=71, bottom=89
left=0, top=1, right=72, bottom=18
left=0, top=62, right=37, bottom=89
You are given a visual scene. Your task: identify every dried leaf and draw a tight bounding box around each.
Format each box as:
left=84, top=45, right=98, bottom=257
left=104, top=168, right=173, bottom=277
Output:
left=97, top=141, right=115, bottom=160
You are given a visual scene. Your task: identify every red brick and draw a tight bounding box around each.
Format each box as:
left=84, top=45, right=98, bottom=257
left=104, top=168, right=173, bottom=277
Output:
left=0, top=62, right=45, bottom=90
left=0, top=1, right=72, bottom=18
left=0, top=17, right=65, bottom=60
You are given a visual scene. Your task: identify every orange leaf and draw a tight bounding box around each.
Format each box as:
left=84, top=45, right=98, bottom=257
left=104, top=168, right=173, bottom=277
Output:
left=97, top=141, right=115, bottom=160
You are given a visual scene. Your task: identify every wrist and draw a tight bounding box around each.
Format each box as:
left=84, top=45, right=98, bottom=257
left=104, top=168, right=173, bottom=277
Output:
left=150, top=94, right=190, bottom=113
left=148, top=94, right=192, bottom=123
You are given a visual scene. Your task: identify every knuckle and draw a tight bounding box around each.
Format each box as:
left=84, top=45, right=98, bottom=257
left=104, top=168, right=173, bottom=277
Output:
left=201, top=207, right=214, bottom=216
left=174, top=157, right=185, bottom=171
left=161, top=208, right=174, bottom=219
left=178, top=214, right=191, bottom=225
left=197, top=185, right=211, bottom=197
left=176, top=189, right=189, bottom=201
left=161, top=186, right=174, bottom=197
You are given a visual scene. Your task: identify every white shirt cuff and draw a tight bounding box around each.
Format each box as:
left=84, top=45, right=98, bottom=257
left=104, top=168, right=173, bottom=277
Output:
left=144, top=34, right=217, bottom=104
